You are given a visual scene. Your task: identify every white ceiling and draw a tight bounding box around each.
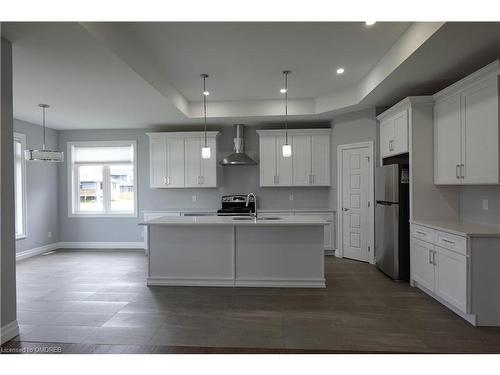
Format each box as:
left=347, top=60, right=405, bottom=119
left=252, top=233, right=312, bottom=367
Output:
left=3, top=21, right=500, bottom=129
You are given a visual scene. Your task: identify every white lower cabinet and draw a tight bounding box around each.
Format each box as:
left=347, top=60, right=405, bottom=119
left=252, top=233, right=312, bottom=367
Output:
left=411, top=225, right=468, bottom=316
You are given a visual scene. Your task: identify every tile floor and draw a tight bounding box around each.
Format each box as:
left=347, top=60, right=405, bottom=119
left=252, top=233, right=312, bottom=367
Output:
left=4, top=249, right=500, bottom=353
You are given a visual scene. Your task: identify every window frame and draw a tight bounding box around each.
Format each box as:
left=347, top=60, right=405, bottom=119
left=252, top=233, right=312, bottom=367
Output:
left=67, top=140, right=138, bottom=218
left=13, top=132, right=27, bottom=240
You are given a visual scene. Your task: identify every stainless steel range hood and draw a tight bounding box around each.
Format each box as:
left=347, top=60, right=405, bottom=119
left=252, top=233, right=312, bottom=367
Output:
left=220, top=124, right=258, bottom=165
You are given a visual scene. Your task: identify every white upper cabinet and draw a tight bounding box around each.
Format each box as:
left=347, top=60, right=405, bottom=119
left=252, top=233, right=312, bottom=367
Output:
left=378, top=107, right=409, bottom=160
left=147, top=132, right=219, bottom=188
left=257, top=129, right=331, bottom=187
left=433, top=61, right=500, bottom=185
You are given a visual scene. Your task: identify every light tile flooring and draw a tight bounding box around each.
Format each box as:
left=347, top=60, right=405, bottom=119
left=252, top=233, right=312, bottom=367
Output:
left=8, top=250, right=500, bottom=353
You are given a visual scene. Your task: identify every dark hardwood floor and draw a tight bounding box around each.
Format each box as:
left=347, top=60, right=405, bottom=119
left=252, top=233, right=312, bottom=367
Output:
left=2, top=249, right=500, bottom=354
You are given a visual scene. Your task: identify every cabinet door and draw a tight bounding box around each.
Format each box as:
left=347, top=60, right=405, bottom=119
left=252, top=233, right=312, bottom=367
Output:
left=462, top=78, right=499, bottom=184
left=294, top=212, right=334, bottom=250
left=150, top=137, right=167, bottom=188
left=311, top=135, right=330, bottom=186
left=166, top=138, right=185, bottom=188
left=292, top=135, right=312, bottom=186
left=200, top=137, right=217, bottom=187
left=259, top=136, right=277, bottom=186
left=184, top=138, right=202, bottom=187
left=410, top=238, right=435, bottom=291
left=393, top=110, right=409, bottom=155
left=434, top=94, right=462, bottom=184
left=380, top=118, right=395, bottom=159
left=276, top=135, right=293, bottom=186
left=435, top=245, right=467, bottom=312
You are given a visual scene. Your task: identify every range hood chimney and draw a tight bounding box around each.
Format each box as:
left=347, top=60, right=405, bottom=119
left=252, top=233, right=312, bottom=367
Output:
left=220, top=124, right=258, bottom=166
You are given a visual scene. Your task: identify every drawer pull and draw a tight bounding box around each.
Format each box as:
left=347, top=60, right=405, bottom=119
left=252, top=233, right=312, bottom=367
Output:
left=428, top=249, right=432, bottom=264
left=442, top=238, right=456, bottom=245
left=415, top=230, right=427, bottom=236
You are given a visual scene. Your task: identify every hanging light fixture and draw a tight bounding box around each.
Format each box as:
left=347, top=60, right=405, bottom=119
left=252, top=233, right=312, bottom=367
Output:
left=281, top=70, right=292, bottom=158
left=25, top=104, right=64, bottom=162
left=200, top=74, right=211, bottom=159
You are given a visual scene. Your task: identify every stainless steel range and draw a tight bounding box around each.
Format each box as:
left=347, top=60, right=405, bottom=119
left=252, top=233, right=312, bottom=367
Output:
left=217, top=194, right=256, bottom=216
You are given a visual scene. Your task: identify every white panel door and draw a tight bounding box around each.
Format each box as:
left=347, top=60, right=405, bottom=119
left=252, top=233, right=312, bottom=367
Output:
left=380, top=118, right=395, bottom=159
left=462, top=78, right=499, bottom=184
left=435, top=245, right=467, bottom=312
left=150, top=137, right=167, bottom=187
left=393, top=109, right=409, bottom=155
left=259, top=136, right=277, bottom=186
left=276, top=135, right=293, bottom=186
left=184, top=138, right=202, bottom=187
left=292, top=135, right=312, bottom=186
left=166, top=137, right=185, bottom=188
left=410, top=238, right=435, bottom=292
left=200, top=137, right=217, bottom=187
left=434, top=94, right=462, bottom=184
left=341, top=147, right=370, bottom=262
left=311, top=135, right=330, bottom=186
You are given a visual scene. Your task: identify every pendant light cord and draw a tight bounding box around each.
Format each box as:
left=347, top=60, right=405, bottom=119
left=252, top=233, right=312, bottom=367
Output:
left=284, top=72, right=288, bottom=144
left=42, top=106, right=46, bottom=150
left=202, top=74, right=208, bottom=147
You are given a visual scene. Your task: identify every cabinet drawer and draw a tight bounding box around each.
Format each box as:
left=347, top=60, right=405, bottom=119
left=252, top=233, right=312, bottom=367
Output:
left=436, top=231, right=467, bottom=255
left=412, top=224, right=435, bottom=243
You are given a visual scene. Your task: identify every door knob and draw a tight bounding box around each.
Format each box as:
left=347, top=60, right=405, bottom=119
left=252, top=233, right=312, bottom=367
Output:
left=342, top=208, right=350, bottom=211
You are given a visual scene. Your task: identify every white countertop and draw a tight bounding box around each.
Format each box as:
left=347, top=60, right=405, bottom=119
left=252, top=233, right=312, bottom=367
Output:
left=412, top=220, right=500, bottom=237
left=143, top=208, right=335, bottom=214
left=140, top=215, right=328, bottom=226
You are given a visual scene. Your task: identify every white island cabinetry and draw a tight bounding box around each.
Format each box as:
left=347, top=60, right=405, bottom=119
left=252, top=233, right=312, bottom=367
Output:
left=141, top=216, right=328, bottom=288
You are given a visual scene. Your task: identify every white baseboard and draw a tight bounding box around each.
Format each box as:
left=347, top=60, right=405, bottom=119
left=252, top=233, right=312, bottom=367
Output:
left=58, top=241, right=145, bottom=250
left=235, top=278, right=326, bottom=288
left=0, top=320, right=19, bottom=345
left=147, top=277, right=234, bottom=287
left=16, top=242, right=59, bottom=261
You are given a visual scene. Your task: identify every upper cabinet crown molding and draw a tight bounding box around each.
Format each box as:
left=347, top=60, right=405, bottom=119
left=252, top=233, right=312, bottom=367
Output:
left=256, top=128, right=331, bottom=136
left=433, top=60, right=500, bottom=101
left=146, top=131, right=220, bottom=139
left=377, top=96, right=434, bottom=122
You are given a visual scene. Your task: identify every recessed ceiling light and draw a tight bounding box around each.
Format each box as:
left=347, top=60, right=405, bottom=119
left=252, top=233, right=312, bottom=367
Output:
left=280, top=88, right=287, bottom=94
left=365, top=21, right=376, bottom=26
left=336, top=68, right=345, bottom=74
left=203, top=90, right=210, bottom=96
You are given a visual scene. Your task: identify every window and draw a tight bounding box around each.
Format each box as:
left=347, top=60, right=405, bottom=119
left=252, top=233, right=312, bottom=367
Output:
left=68, top=141, right=137, bottom=217
left=14, top=133, right=27, bottom=239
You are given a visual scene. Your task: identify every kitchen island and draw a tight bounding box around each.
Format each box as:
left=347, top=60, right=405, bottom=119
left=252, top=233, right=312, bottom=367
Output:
left=140, top=215, right=327, bottom=288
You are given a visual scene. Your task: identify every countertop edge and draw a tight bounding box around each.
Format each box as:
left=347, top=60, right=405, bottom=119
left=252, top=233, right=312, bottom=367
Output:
left=411, top=220, right=500, bottom=238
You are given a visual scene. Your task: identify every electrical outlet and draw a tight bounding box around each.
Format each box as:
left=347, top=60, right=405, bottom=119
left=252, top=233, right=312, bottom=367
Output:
left=140, top=230, right=144, bottom=238
left=47, top=231, right=52, bottom=239
left=192, top=195, right=197, bottom=202
left=482, top=199, right=489, bottom=210
left=289, top=193, right=294, bottom=201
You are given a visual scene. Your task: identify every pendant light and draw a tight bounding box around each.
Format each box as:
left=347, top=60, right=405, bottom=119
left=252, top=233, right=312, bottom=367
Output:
left=25, top=104, right=64, bottom=162
left=281, top=70, right=292, bottom=158
left=200, top=74, right=211, bottom=159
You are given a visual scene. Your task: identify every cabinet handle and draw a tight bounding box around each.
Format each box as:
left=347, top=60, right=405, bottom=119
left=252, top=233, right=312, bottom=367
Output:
left=415, top=230, right=426, bottom=236
left=167, top=176, right=171, bottom=185
left=442, top=238, right=455, bottom=245
left=312, top=174, right=315, bottom=184
left=432, top=250, right=437, bottom=266
left=308, top=174, right=312, bottom=184
left=163, top=176, right=167, bottom=185
left=276, top=175, right=279, bottom=184
left=456, top=164, right=460, bottom=179
left=460, top=164, right=465, bottom=179
left=428, top=249, right=432, bottom=264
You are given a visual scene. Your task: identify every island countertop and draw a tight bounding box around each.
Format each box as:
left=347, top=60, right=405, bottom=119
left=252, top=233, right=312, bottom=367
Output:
left=140, top=215, right=328, bottom=226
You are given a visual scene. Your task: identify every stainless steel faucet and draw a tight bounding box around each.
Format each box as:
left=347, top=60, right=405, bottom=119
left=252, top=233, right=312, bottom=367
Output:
left=246, top=192, right=257, bottom=219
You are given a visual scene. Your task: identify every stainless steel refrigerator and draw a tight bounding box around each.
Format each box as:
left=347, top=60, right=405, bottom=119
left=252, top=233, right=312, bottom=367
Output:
left=375, top=162, right=410, bottom=280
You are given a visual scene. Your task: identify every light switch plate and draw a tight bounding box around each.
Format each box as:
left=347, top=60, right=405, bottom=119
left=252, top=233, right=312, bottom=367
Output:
left=47, top=231, right=52, bottom=239
left=192, top=195, right=197, bottom=202
left=289, top=193, right=294, bottom=201
left=482, top=199, right=489, bottom=210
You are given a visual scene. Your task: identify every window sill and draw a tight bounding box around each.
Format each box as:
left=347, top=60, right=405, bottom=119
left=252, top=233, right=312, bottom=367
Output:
left=68, top=213, right=138, bottom=218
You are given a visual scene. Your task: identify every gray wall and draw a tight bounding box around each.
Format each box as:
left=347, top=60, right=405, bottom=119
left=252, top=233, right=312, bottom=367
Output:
left=58, top=124, right=332, bottom=243
left=328, top=108, right=378, bottom=210
left=459, top=186, right=500, bottom=227
left=14, top=119, right=60, bottom=253
left=1, top=38, right=17, bottom=332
